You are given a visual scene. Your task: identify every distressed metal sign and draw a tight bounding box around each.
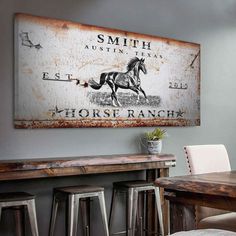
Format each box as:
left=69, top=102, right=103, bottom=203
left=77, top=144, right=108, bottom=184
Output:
left=14, top=13, right=200, bottom=128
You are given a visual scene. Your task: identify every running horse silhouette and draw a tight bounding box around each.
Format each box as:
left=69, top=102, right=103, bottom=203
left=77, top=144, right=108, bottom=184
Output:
left=89, top=57, right=148, bottom=107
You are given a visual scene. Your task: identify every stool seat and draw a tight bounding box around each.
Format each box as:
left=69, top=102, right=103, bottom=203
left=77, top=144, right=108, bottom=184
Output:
left=113, top=180, right=154, bottom=188
left=0, top=192, right=35, bottom=202
left=54, top=185, right=104, bottom=194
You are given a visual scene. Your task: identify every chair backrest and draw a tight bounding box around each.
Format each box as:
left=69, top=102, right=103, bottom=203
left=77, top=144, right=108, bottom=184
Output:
left=184, top=144, right=231, bottom=222
left=184, top=144, right=231, bottom=175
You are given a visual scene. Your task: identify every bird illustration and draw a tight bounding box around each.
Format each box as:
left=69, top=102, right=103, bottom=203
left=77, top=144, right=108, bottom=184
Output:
left=20, top=32, right=42, bottom=50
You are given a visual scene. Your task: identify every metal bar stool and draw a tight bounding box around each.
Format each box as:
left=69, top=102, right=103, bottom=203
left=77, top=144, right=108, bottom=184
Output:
left=109, top=180, right=164, bottom=236
left=49, top=185, right=109, bottom=236
left=0, top=192, right=39, bottom=236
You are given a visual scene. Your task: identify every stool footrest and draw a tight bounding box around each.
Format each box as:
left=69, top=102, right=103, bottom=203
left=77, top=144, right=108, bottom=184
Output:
left=111, top=230, right=127, bottom=235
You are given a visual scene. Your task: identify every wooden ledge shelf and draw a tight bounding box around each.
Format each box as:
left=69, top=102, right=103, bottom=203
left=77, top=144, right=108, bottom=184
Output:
left=0, top=153, right=176, bottom=181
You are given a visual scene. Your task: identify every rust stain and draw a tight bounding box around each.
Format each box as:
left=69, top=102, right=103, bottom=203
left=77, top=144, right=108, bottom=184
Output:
left=62, top=23, right=69, bottom=30
left=149, top=64, right=160, bottom=72
left=31, top=87, right=45, bottom=101
left=16, top=13, right=71, bottom=31
left=22, top=67, right=33, bottom=75
left=77, top=59, right=100, bottom=71
left=14, top=118, right=199, bottom=129
left=53, top=57, right=61, bottom=66
left=76, top=59, right=125, bottom=73
left=15, top=13, right=199, bottom=49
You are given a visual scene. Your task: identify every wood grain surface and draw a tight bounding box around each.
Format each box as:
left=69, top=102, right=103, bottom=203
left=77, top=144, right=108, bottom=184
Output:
left=155, top=171, right=236, bottom=198
left=0, top=153, right=176, bottom=181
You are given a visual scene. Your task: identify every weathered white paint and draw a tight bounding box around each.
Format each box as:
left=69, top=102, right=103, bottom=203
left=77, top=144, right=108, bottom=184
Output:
left=14, top=13, right=200, bottom=128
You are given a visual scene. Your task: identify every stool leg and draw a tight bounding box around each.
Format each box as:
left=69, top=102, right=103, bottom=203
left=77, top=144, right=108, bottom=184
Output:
left=127, top=188, right=134, bottom=236
left=154, top=187, right=164, bottom=236
left=109, top=188, right=117, bottom=234
left=68, top=194, right=79, bottom=236
left=80, top=199, right=90, bottom=236
left=98, top=191, right=109, bottom=236
left=131, top=189, right=138, bottom=236
left=14, top=206, right=25, bottom=236
left=26, top=199, right=39, bottom=236
left=138, top=192, right=144, bottom=236
left=49, top=195, right=59, bottom=236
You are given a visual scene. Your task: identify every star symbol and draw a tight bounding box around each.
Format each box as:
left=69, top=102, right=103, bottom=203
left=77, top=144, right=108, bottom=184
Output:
left=49, top=106, right=64, bottom=117
left=176, top=109, right=185, bottom=118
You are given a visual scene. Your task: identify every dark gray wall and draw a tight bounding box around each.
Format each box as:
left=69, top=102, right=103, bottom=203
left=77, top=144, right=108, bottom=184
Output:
left=1, top=0, right=236, bottom=235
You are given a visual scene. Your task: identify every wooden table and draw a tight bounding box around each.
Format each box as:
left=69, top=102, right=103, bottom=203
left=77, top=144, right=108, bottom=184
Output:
left=155, top=171, right=236, bottom=234
left=0, top=153, right=176, bottom=235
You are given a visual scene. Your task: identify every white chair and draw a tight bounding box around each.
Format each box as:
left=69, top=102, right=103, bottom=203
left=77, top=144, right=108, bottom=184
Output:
left=170, top=229, right=236, bottom=236
left=184, top=144, right=236, bottom=232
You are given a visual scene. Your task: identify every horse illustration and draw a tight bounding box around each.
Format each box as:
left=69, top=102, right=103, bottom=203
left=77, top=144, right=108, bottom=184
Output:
left=89, top=57, right=148, bottom=107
